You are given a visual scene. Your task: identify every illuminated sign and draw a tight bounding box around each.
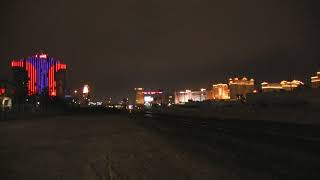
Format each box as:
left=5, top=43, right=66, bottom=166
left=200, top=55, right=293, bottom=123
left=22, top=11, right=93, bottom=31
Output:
left=144, top=96, right=154, bottom=102
left=143, top=91, right=163, bottom=95
left=39, top=54, right=48, bottom=58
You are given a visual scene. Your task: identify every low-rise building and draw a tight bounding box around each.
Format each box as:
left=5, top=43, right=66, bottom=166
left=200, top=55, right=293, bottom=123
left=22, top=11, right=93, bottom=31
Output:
left=261, top=82, right=282, bottom=92
left=262, top=80, right=304, bottom=92
left=175, top=89, right=207, bottom=104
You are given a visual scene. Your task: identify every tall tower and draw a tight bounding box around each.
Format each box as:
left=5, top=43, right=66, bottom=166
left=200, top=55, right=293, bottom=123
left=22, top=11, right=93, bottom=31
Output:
left=11, top=53, right=67, bottom=97
left=134, top=88, right=144, bottom=106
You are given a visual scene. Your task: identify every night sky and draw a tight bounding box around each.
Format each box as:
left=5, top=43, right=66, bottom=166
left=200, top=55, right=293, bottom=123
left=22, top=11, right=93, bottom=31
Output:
left=1, top=0, right=320, bottom=102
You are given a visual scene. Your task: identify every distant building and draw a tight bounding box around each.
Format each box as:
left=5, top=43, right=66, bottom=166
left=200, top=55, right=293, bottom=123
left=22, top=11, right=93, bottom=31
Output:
left=162, top=92, right=174, bottom=105
left=168, top=95, right=174, bottom=105
left=280, top=80, right=304, bottom=91
left=261, top=80, right=304, bottom=92
left=134, top=88, right=144, bottom=106
left=143, top=90, right=165, bottom=106
left=207, top=84, right=230, bottom=100
left=11, top=53, right=67, bottom=98
left=229, top=77, right=254, bottom=99
left=261, top=82, right=282, bottom=92
left=80, top=84, right=90, bottom=105
left=134, top=88, right=165, bottom=107
left=175, top=89, right=207, bottom=104
left=311, top=72, right=320, bottom=88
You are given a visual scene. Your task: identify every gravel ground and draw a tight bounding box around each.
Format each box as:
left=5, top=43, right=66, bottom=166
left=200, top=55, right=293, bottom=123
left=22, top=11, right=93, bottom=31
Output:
left=0, top=114, right=319, bottom=180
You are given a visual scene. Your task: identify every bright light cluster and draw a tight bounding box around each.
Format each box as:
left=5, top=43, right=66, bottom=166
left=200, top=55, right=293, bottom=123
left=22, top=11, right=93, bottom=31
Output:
left=211, top=83, right=230, bottom=100
left=229, top=77, right=255, bottom=85
left=83, top=84, right=89, bottom=94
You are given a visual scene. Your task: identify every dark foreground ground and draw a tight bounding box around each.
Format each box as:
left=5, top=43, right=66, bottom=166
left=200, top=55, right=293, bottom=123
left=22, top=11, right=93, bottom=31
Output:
left=0, top=114, right=320, bottom=180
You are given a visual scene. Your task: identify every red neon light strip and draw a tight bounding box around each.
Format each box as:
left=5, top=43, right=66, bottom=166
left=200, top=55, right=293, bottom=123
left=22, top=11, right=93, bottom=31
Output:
left=53, top=64, right=55, bottom=96
left=26, top=62, right=30, bottom=95
left=31, top=59, right=33, bottom=95
left=51, top=64, right=54, bottom=96
left=31, top=61, right=34, bottom=95
left=11, top=60, right=24, bottom=68
left=48, top=62, right=66, bottom=96
left=49, top=63, right=51, bottom=95
left=48, top=62, right=51, bottom=96
left=32, top=60, right=35, bottom=94
left=29, top=62, right=31, bottom=96
left=34, top=59, right=36, bottom=94
left=143, top=91, right=163, bottom=94
left=49, top=65, right=55, bottom=96
left=25, top=61, right=37, bottom=96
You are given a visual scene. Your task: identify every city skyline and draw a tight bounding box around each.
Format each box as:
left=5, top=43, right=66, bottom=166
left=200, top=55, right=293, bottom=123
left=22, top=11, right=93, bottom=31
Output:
left=1, top=0, right=320, bottom=101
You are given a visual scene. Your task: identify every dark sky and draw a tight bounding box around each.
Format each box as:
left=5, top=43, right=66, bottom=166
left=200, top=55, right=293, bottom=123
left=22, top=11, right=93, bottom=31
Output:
left=1, top=0, right=320, bottom=102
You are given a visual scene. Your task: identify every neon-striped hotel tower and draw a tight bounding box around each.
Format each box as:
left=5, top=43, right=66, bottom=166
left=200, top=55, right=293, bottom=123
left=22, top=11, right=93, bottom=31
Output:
left=11, top=53, right=67, bottom=97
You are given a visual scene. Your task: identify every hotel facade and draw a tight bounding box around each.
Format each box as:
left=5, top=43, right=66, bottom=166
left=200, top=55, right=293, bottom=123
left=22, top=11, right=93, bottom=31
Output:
left=11, top=53, right=67, bottom=98
left=229, top=77, right=255, bottom=99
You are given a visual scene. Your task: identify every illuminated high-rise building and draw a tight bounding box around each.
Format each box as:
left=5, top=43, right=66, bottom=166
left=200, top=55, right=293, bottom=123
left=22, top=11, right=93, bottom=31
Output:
left=11, top=53, right=67, bottom=97
left=134, top=88, right=166, bottom=107
left=207, top=84, right=230, bottom=100
left=134, top=88, right=144, bottom=105
left=229, top=77, right=254, bottom=99
left=311, top=72, right=320, bottom=88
